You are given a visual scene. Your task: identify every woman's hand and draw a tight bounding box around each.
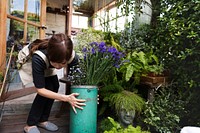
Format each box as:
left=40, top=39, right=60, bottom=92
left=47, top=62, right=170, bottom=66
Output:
left=66, top=93, right=86, bottom=114
left=36, top=88, right=86, bottom=114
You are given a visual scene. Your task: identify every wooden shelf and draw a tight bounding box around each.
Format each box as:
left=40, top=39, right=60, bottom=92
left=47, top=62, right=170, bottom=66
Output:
left=47, top=10, right=67, bottom=16
left=140, top=75, right=168, bottom=88
left=140, top=75, right=169, bottom=102
left=74, top=8, right=94, bottom=16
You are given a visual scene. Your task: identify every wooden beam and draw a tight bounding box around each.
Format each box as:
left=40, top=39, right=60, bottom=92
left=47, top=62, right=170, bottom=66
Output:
left=0, top=0, right=7, bottom=72
left=67, top=0, right=73, bottom=37
left=7, top=14, right=41, bottom=27
left=0, top=86, right=36, bottom=102
left=74, top=8, right=94, bottom=16
left=23, top=0, right=28, bottom=43
left=40, top=0, right=47, bottom=39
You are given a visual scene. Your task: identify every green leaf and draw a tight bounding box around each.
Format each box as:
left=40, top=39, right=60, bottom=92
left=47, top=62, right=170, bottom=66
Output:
left=125, top=64, right=134, bottom=81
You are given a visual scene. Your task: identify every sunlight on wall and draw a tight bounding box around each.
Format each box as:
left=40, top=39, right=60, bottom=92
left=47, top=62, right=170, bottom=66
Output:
left=71, top=0, right=152, bottom=34
left=93, top=0, right=152, bottom=33
left=46, top=13, right=66, bottom=34
left=72, top=15, right=88, bottom=29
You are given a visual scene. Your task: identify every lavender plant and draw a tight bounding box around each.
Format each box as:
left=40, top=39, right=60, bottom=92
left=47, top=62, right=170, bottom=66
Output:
left=68, top=42, right=124, bottom=85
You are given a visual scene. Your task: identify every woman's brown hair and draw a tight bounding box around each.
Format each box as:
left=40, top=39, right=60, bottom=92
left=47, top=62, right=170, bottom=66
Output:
left=30, top=33, right=73, bottom=63
left=47, top=33, right=73, bottom=63
left=30, top=38, right=49, bottom=56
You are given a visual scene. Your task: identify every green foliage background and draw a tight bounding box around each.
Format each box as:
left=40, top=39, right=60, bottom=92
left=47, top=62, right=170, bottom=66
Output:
left=148, top=0, right=200, bottom=89
left=142, top=0, right=200, bottom=129
left=118, top=0, right=200, bottom=130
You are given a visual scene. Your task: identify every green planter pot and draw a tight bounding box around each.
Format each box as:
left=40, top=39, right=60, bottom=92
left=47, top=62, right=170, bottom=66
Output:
left=70, top=85, right=98, bottom=133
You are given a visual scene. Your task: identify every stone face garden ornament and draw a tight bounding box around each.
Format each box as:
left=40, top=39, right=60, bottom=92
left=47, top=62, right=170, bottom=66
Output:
left=118, top=107, right=136, bottom=127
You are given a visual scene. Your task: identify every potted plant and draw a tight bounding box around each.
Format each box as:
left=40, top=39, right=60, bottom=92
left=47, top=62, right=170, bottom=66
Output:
left=68, top=41, right=124, bottom=133
left=69, top=42, right=124, bottom=85
left=119, top=50, right=165, bottom=86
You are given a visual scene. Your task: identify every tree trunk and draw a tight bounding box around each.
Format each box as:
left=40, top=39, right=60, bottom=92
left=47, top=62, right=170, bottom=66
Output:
left=150, top=0, right=161, bottom=29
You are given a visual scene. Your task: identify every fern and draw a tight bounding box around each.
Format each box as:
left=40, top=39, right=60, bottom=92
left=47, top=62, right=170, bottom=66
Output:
left=108, top=90, right=145, bottom=114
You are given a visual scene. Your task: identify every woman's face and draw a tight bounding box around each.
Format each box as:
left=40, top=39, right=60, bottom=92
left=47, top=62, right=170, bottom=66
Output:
left=50, top=60, right=67, bottom=69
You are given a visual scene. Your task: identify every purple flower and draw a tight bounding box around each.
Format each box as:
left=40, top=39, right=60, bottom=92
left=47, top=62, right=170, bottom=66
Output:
left=77, top=41, right=126, bottom=85
left=98, top=42, right=107, bottom=53
left=82, top=47, right=87, bottom=53
left=99, top=42, right=106, bottom=47
left=90, top=42, right=98, bottom=47
left=83, top=42, right=124, bottom=68
left=91, top=48, right=96, bottom=54
left=108, top=47, right=117, bottom=54
left=83, top=54, right=87, bottom=61
left=113, top=63, right=120, bottom=68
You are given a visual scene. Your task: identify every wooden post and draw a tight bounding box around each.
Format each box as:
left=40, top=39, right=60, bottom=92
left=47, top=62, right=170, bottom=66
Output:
left=40, top=0, right=47, bottom=39
left=67, top=0, right=73, bottom=37
left=24, top=0, right=28, bottom=43
left=0, top=0, right=7, bottom=71
left=93, top=0, right=98, bottom=28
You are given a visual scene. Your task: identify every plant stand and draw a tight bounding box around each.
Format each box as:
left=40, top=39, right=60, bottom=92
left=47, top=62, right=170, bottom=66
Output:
left=140, top=75, right=168, bottom=102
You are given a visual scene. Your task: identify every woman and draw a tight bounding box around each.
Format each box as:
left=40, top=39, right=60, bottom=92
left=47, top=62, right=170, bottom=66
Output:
left=23, top=33, right=86, bottom=133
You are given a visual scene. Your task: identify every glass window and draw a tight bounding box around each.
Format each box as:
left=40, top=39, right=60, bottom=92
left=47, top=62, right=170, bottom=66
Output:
left=8, top=0, right=25, bottom=19
left=7, top=19, right=24, bottom=46
left=6, top=18, right=24, bottom=69
left=27, top=24, right=39, bottom=42
left=5, top=0, right=44, bottom=86
left=27, top=0, right=41, bottom=23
